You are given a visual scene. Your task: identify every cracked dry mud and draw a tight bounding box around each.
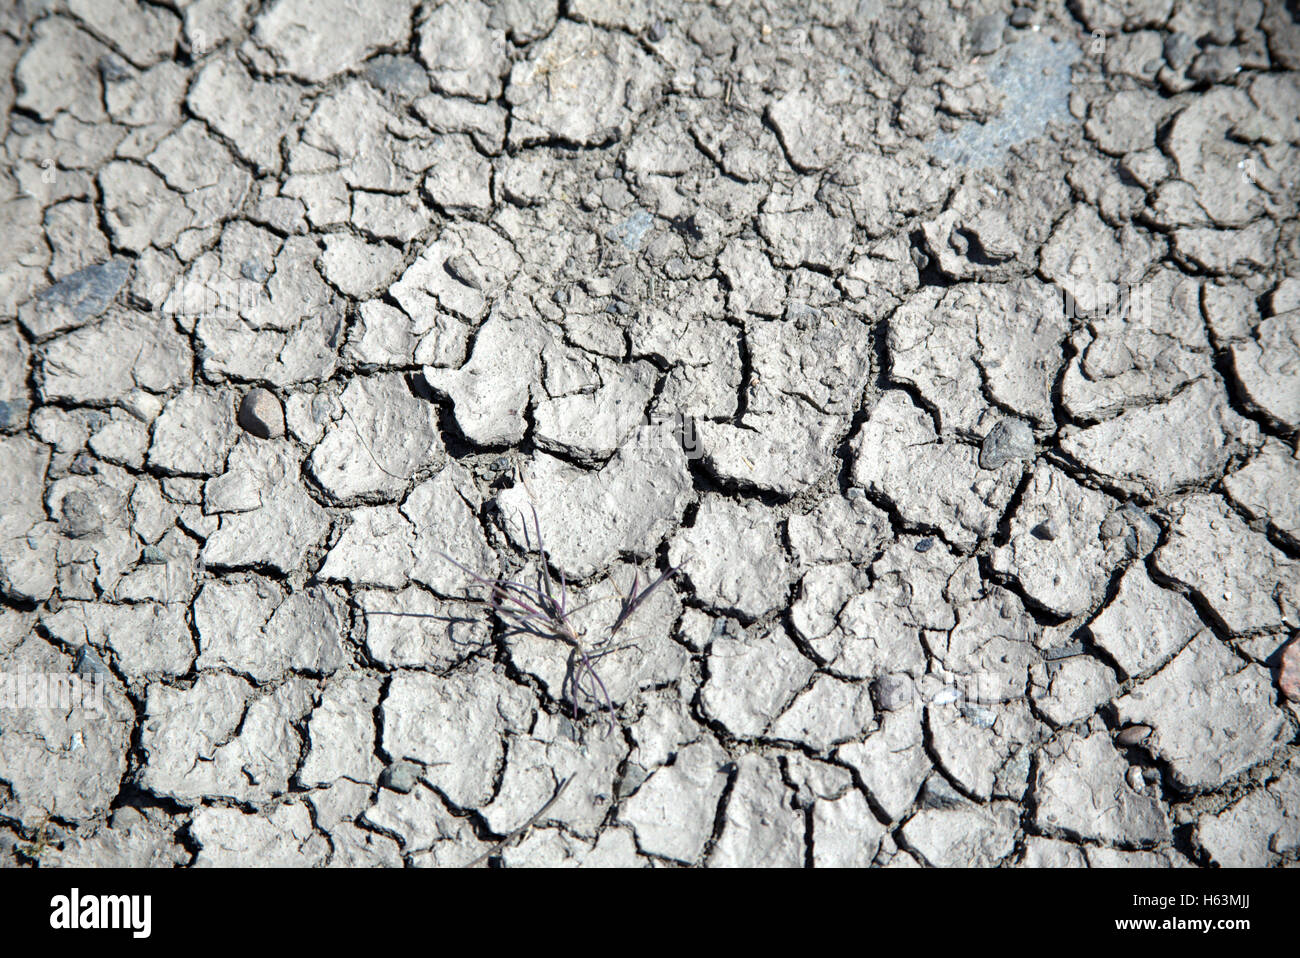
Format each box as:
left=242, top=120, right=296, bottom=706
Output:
left=1, top=0, right=1298, bottom=870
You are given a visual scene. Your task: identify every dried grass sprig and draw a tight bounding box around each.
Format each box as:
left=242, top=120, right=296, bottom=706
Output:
left=442, top=506, right=677, bottom=734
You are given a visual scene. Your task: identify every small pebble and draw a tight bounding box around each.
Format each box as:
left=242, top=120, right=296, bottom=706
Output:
left=74, top=645, right=112, bottom=678
left=60, top=491, right=103, bottom=538
left=873, top=673, right=915, bottom=712
left=969, top=13, right=1006, bottom=55
left=1126, top=766, right=1146, bottom=792
left=617, top=763, right=649, bottom=798
left=140, top=545, right=168, bottom=565
left=915, top=537, right=934, bottom=553
left=979, top=417, right=1035, bottom=470
left=380, top=761, right=421, bottom=794
left=1010, top=7, right=1033, bottom=28
left=445, top=253, right=482, bottom=291
left=647, top=20, right=667, bottom=42
left=1278, top=638, right=1300, bottom=702
left=1115, top=724, right=1152, bottom=746
left=238, top=388, right=285, bottom=440
left=1100, top=503, right=1159, bottom=556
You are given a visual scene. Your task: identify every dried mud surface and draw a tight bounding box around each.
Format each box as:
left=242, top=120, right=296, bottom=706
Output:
left=1, top=0, right=1298, bottom=868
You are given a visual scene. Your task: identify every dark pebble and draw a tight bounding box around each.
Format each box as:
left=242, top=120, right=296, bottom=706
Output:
left=1116, top=724, right=1152, bottom=746
left=75, top=645, right=113, bottom=678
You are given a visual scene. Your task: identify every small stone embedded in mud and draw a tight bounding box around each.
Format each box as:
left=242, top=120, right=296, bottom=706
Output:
left=1099, top=511, right=1126, bottom=539
left=238, top=388, right=286, bottom=440
left=1100, top=503, right=1160, bottom=557
left=380, top=761, right=422, bottom=794
left=1116, top=724, right=1153, bottom=746
left=1031, top=520, right=1056, bottom=542
left=873, top=673, right=915, bottom=712
left=60, top=490, right=103, bottom=538
left=969, top=14, right=1005, bottom=55
left=74, top=645, right=113, bottom=678
left=979, top=417, right=1035, bottom=470
left=1280, top=639, right=1300, bottom=702
left=21, top=258, right=131, bottom=338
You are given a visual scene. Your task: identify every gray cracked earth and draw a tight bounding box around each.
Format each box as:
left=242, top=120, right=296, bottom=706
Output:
left=0, top=0, right=1298, bottom=869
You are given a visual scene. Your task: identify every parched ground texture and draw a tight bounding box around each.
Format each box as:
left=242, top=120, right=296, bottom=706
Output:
left=1, top=0, right=1299, bottom=869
